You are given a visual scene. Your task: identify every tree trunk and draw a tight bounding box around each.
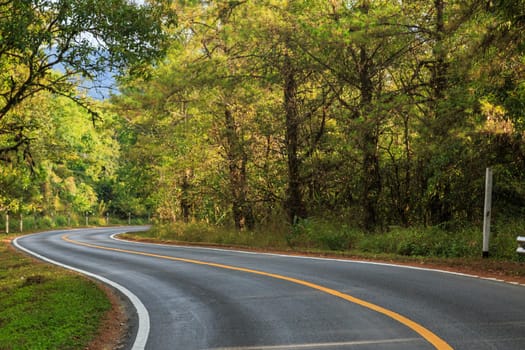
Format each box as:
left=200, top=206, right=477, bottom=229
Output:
left=427, top=0, right=452, bottom=225
left=401, top=114, right=411, bottom=226
left=361, top=127, right=381, bottom=231
left=283, top=54, right=307, bottom=224
left=180, top=169, right=192, bottom=223
left=224, top=107, right=254, bottom=231
left=358, top=45, right=381, bottom=231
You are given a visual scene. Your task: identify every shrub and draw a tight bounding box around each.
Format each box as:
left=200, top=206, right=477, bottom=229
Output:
left=55, top=215, right=69, bottom=227
left=136, top=218, right=525, bottom=260
left=356, top=223, right=525, bottom=259
left=38, top=216, right=54, bottom=229
left=23, top=216, right=37, bottom=231
left=287, top=218, right=364, bottom=251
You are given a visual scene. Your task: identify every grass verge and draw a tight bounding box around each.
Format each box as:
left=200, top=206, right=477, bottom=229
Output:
left=0, top=234, right=112, bottom=350
left=121, top=220, right=525, bottom=283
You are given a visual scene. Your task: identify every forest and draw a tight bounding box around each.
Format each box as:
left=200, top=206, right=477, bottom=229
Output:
left=1, top=1, right=525, bottom=252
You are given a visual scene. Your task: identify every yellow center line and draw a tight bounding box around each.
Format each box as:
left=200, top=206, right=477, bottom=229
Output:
left=62, top=234, right=453, bottom=350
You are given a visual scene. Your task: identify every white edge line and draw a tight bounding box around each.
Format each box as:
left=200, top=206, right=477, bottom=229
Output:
left=207, top=337, right=421, bottom=350
left=110, top=233, right=525, bottom=288
left=13, top=233, right=150, bottom=350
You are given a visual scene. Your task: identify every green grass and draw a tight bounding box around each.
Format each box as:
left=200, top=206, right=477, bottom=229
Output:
left=357, top=221, right=525, bottom=260
left=126, top=218, right=523, bottom=258
left=123, top=219, right=365, bottom=252
left=0, top=235, right=111, bottom=350
left=127, top=221, right=294, bottom=250
left=122, top=218, right=525, bottom=279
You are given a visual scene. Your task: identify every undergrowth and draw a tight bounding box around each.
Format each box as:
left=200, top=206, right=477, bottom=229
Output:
left=142, top=221, right=291, bottom=250
left=132, top=218, right=525, bottom=262
left=357, top=221, right=525, bottom=260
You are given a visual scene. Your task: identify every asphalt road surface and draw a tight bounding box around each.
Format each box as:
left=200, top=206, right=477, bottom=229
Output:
left=13, top=226, right=525, bottom=350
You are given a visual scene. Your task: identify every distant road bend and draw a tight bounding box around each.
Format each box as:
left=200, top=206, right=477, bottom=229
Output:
left=13, top=227, right=525, bottom=350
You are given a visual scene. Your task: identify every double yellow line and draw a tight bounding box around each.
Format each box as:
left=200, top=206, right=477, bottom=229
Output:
left=62, top=234, right=453, bottom=350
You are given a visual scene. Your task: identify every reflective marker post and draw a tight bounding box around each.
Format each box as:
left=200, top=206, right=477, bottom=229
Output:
left=482, top=167, right=493, bottom=258
left=517, top=236, right=525, bottom=254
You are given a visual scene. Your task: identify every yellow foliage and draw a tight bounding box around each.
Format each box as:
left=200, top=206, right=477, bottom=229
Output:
left=480, top=99, right=514, bottom=134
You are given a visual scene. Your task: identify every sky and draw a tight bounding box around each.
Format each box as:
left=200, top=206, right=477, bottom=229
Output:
left=79, top=72, right=117, bottom=100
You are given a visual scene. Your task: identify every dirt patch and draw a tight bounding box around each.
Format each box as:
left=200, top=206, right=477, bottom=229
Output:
left=304, top=254, right=525, bottom=285
left=87, top=282, right=130, bottom=350
left=21, top=275, right=48, bottom=287
left=395, top=259, right=525, bottom=285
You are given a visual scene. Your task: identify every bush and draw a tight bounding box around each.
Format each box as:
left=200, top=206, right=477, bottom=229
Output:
left=147, top=222, right=213, bottom=242
left=55, top=215, right=69, bottom=227
left=135, top=218, right=525, bottom=260
left=23, top=216, right=37, bottom=231
left=38, top=216, right=54, bottom=229
left=356, top=222, right=525, bottom=260
left=489, top=220, right=525, bottom=260
left=287, top=218, right=364, bottom=251
left=139, top=221, right=289, bottom=249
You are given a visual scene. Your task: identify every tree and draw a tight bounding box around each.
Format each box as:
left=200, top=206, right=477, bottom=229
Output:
left=0, top=88, right=122, bottom=223
left=108, top=0, right=525, bottom=232
left=295, top=0, right=420, bottom=229
left=0, top=0, right=170, bottom=159
left=245, top=1, right=332, bottom=225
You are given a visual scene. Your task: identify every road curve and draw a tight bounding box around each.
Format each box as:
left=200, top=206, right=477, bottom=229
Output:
left=13, top=227, right=525, bottom=350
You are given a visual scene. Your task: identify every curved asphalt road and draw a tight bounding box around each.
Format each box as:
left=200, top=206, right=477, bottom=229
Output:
left=13, top=226, right=525, bottom=350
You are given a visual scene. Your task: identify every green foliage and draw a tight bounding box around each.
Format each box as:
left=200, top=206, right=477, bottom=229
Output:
left=0, top=0, right=170, bottom=223
left=358, top=222, right=524, bottom=261
left=106, top=0, right=525, bottom=236
left=287, top=219, right=364, bottom=251
left=0, top=214, right=81, bottom=233
left=129, top=219, right=524, bottom=263
left=39, top=216, right=55, bottom=230
left=0, top=91, right=135, bottom=223
left=0, top=0, right=169, bottom=117
left=490, top=220, right=525, bottom=260
left=137, top=221, right=292, bottom=250
left=358, top=226, right=479, bottom=258
left=54, top=215, right=69, bottom=227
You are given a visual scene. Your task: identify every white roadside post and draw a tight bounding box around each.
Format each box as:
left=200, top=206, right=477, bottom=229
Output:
left=482, top=167, right=493, bottom=258
left=5, top=212, right=9, bottom=234
left=517, top=236, right=525, bottom=254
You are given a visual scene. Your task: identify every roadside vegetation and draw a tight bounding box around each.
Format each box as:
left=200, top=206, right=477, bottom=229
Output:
left=126, top=219, right=525, bottom=260
left=123, top=219, right=525, bottom=280
left=0, top=234, right=111, bottom=349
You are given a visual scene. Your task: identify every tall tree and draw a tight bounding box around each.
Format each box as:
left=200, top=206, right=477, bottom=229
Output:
left=107, top=0, right=525, bottom=231
left=249, top=1, right=331, bottom=225
left=298, top=0, right=419, bottom=229
left=1, top=90, right=121, bottom=220
left=0, top=0, right=170, bottom=159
